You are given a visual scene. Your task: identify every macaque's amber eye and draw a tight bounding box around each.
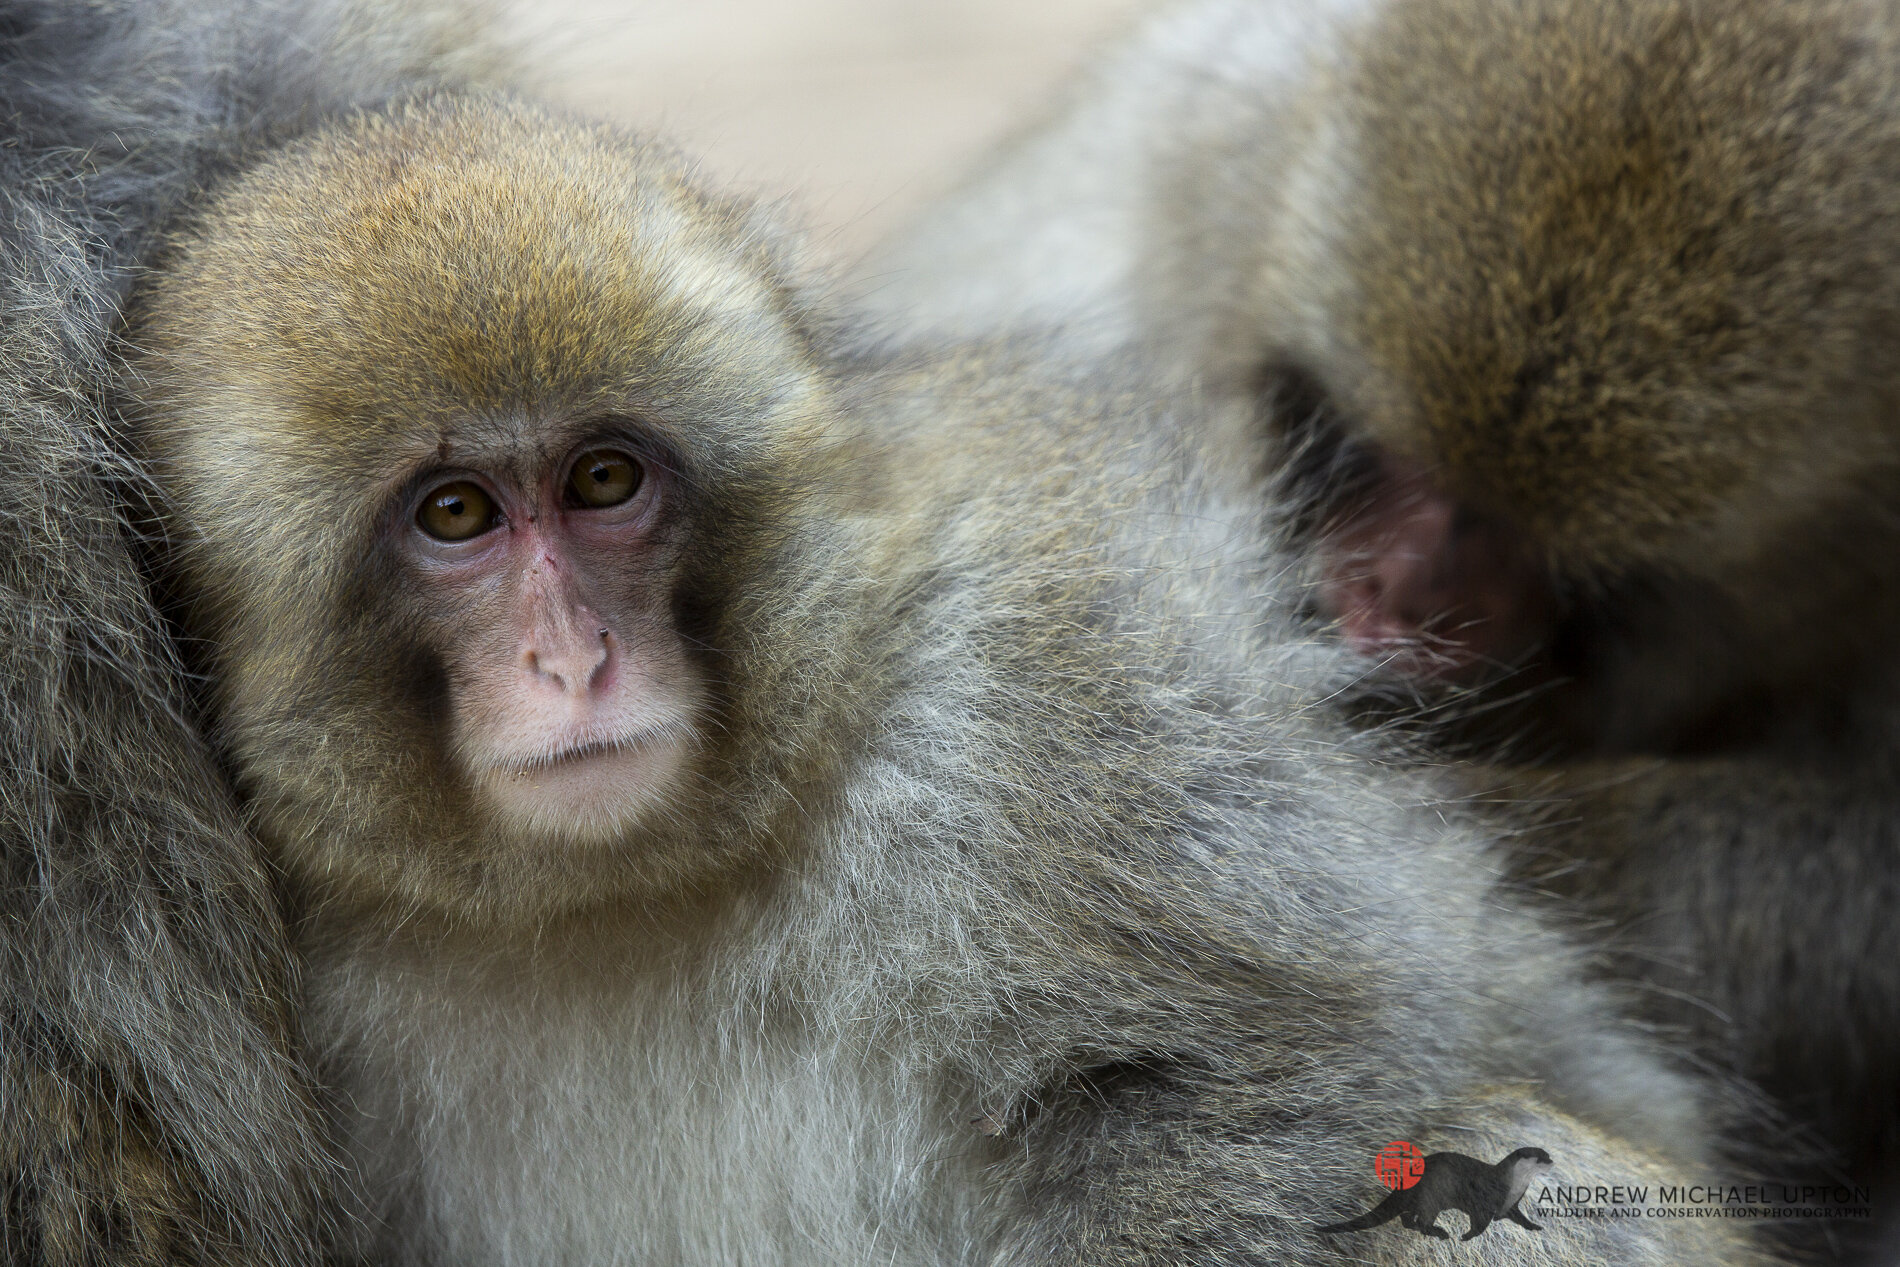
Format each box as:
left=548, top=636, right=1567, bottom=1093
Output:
left=417, top=481, right=498, bottom=541
left=566, top=449, right=642, bottom=509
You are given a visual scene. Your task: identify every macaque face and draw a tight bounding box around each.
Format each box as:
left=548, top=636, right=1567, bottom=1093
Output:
left=391, top=431, right=700, bottom=844
left=126, top=99, right=847, bottom=916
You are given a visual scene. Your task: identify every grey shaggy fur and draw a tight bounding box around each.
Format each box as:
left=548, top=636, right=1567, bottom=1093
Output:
left=0, top=3, right=495, bottom=1262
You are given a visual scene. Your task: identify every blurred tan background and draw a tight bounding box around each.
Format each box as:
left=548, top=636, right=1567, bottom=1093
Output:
left=506, top=1, right=1142, bottom=259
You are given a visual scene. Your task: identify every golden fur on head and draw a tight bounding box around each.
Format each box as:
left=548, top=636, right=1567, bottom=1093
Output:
left=1338, top=0, right=1900, bottom=582
left=141, top=95, right=826, bottom=497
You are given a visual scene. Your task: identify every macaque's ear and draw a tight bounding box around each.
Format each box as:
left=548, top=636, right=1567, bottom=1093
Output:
left=1317, top=455, right=1556, bottom=681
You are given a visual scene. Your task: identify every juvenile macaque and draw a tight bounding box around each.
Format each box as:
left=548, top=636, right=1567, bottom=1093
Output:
left=125, top=93, right=1758, bottom=1265
left=860, top=0, right=1900, bottom=1238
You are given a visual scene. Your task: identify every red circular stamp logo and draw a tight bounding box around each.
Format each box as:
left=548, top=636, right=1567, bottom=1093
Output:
left=1375, top=1141, right=1426, bottom=1190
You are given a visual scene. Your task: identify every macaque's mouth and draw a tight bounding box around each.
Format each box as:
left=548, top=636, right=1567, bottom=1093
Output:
left=493, top=725, right=701, bottom=780
left=483, top=715, right=699, bottom=781
left=469, top=721, right=695, bottom=845
left=502, top=737, right=640, bottom=776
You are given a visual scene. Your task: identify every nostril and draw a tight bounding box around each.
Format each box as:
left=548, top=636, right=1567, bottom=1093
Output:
left=525, top=650, right=567, bottom=692
left=524, top=634, right=611, bottom=695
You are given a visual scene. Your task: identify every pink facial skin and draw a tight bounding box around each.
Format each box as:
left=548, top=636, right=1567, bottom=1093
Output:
left=1317, top=454, right=1557, bottom=683
left=401, top=444, right=702, bottom=844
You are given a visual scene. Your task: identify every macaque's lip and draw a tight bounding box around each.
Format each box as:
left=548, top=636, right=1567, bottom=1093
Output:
left=488, top=725, right=687, bottom=778
left=468, top=720, right=694, bottom=846
left=504, top=737, right=634, bottom=775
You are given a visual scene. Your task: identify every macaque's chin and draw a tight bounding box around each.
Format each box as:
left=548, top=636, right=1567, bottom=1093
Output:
left=469, top=733, right=693, bottom=845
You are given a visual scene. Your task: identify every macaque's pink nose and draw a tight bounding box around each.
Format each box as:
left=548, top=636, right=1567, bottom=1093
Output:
left=524, top=626, right=613, bottom=696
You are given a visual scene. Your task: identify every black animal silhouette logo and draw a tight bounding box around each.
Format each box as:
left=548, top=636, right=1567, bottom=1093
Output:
left=1317, top=1145, right=1553, bottom=1241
